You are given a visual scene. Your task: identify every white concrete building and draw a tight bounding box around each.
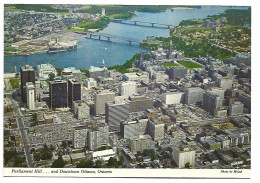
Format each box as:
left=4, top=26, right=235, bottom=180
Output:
left=36, top=64, right=57, bottom=79
left=26, top=82, right=35, bottom=110
left=123, top=72, right=149, bottom=83
left=72, top=101, right=90, bottom=120
left=84, top=78, right=97, bottom=89
left=119, top=81, right=137, bottom=98
left=90, top=148, right=116, bottom=161
left=147, top=118, right=164, bottom=141
left=101, top=8, right=106, bottom=16
left=61, top=67, right=82, bottom=81
left=172, top=146, right=195, bottom=168
left=162, top=92, right=184, bottom=105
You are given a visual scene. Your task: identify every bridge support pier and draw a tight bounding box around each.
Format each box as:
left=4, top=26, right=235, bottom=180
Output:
left=151, top=23, right=154, bottom=27
left=108, top=37, right=110, bottom=42
left=168, top=25, right=170, bottom=29
left=90, top=34, right=92, bottom=39
left=134, top=21, right=137, bottom=25
left=98, top=35, right=101, bottom=40
left=129, top=41, right=132, bottom=45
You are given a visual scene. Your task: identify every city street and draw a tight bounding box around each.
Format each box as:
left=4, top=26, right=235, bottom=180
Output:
left=12, top=100, right=35, bottom=167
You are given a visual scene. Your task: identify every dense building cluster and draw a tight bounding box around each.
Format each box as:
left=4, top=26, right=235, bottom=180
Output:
left=4, top=31, right=251, bottom=169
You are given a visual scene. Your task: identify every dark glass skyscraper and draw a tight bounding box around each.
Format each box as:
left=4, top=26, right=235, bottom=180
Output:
left=68, top=79, right=81, bottom=107
left=49, top=80, right=67, bottom=109
left=20, top=65, right=35, bottom=103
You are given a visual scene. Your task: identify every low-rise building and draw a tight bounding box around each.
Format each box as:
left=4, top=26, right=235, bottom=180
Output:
left=162, top=92, right=184, bottom=105
left=36, top=64, right=57, bottom=79
left=90, top=148, right=116, bottom=161
left=84, top=78, right=97, bottom=89
left=123, top=72, right=149, bottom=83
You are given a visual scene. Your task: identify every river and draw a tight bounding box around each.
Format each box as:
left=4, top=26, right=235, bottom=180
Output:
left=4, top=6, right=248, bottom=73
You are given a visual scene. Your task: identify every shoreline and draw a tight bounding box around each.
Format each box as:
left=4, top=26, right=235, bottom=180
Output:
left=4, top=31, right=85, bottom=57
left=171, top=7, right=195, bottom=10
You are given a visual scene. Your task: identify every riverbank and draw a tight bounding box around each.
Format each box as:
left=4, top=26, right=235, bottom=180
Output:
left=171, top=7, right=194, bottom=10
left=5, top=6, right=248, bottom=73
left=4, top=31, right=85, bottom=56
left=69, top=5, right=177, bottom=33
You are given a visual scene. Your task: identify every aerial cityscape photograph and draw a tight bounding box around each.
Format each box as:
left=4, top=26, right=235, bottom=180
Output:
left=3, top=2, right=252, bottom=178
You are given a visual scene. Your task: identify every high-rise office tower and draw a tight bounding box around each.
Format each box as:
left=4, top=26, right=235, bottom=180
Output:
left=203, top=91, right=223, bottom=116
left=26, top=82, right=35, bottom=110
left=49, top=80, right=68, bottom=109
left=94, top=90, right=115, bottom=115
left=20, top=65, right=35, bottom=103
left=68, top=78, right=81, bottom=107
left=105, top=97, right=130, bottom=131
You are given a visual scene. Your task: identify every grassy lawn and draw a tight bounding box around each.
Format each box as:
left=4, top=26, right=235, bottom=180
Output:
left=72, top=149, right=85, bottom=153
left=178, top=61, right=203, bottom=69
left=162, top=62, right=179, bottom=67
left=9, top=78, right=19, bottom=89
left=67, top=27, right=86, bottom=32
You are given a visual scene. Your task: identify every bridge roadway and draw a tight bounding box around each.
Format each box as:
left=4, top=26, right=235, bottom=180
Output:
left=112, top=19, right=175, bottom=29
left=86, top=33, right=143, bottom=45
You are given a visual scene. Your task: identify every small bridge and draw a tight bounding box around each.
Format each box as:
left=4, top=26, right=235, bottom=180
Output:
left=86, top=33, right=143, bottom=45
left=111, top=19, right=175, bottom=29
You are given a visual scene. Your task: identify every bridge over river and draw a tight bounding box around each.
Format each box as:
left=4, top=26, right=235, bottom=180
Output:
left=111, top=19, right=176, bottom=29
left=85, top=33, right=143, bottom=45
left=74, top=19, right=176, bottom=44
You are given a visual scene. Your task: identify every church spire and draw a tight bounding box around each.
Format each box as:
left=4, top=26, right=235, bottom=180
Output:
left=101, top=59, right=106, bottom=68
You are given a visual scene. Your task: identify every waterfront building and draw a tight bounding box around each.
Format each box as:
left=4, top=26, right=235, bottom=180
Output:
left=129, top=135, right=152, bottom=154
left=68, top=78, right=81, bottom=108
left=49, top=80, right=67, bottom=109
left=89, top=60, right=109, bottom=80
left=26, top=82, right=35, bottom=110
left=61, top=67, right=82, bottom=81
left=20, top=65, right=35, bottom=103
left=184, top=87, right=204, bottom=105
left=105, top=97, right=130, bottom=131
left=94, top=90, right=115, bottom=115
left=172, top=145, right=195, bottom=168
left=119, top=81, right=137, bottom=98
left=36, top=64, right=57, bottom=79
